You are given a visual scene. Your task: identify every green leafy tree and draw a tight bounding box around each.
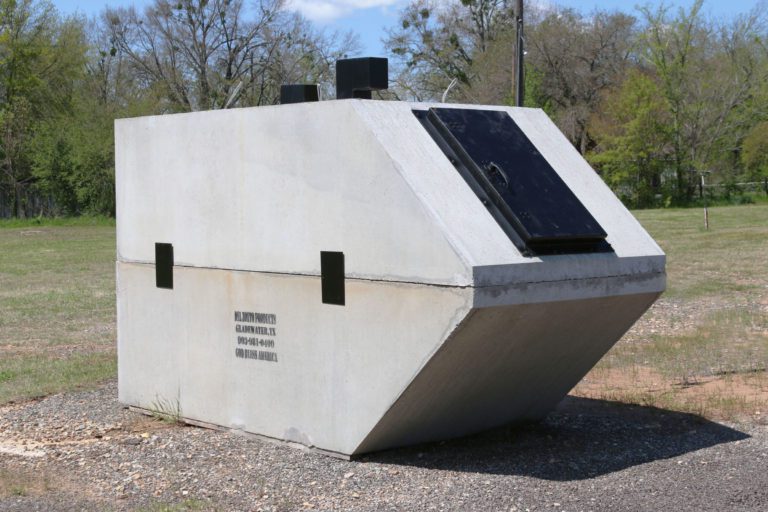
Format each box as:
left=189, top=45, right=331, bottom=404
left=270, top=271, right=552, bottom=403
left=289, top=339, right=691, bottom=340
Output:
left=639, top=1, right=763, bottom=202
left=589, top=70, right=672, bottom=207
left=30, top=92, right=121, bottom=216
left=30, top=14, right=158, bottom=216
left=0, top=0, right=86, bottom=217
left=742, top=122, right=768, bottom=187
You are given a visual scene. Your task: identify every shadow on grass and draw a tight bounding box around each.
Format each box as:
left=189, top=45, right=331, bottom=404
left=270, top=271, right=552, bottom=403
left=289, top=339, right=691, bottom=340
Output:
left=364, top=396, right=750, bottom=481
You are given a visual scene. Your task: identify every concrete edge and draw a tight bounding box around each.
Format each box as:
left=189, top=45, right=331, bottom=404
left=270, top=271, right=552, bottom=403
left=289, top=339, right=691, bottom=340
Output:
left=114, top=259, right=665, bottom=294
left=127, top=406, right=354, bottom=461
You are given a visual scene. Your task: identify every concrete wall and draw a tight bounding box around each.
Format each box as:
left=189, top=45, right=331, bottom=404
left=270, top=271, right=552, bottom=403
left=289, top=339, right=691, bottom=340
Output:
left=115, top=101, right=471, bottom=287
left=116, top=100, right=665, bottom=290
left=116, top=99, right=666, bottom=456
left=118, top=262, right=473, bottom=456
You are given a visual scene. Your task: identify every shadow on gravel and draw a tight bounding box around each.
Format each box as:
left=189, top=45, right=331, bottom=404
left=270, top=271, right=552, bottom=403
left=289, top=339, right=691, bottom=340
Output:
left=365, top=396, right=750, bottom=481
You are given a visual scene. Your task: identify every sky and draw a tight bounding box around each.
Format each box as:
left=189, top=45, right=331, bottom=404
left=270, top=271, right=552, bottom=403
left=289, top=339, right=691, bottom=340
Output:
left=53, top=0, right=762, bottom=56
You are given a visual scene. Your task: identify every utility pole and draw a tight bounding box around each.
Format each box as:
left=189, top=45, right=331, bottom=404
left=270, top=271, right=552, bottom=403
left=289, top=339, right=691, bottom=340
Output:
left=515, top=0, right=525, bottom=107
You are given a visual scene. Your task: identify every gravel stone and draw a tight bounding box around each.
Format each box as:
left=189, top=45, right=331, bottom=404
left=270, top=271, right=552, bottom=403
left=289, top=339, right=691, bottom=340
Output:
left=1, top=381, right=766, bottom=511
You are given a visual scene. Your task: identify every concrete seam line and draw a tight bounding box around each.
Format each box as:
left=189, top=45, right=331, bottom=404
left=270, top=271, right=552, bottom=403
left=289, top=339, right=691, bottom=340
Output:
left=117, top=260, right=664, bottom=290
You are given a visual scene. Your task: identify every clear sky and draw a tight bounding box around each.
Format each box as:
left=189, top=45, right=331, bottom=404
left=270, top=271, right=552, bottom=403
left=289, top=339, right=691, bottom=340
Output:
left=53, top=0, right=762, bottom=57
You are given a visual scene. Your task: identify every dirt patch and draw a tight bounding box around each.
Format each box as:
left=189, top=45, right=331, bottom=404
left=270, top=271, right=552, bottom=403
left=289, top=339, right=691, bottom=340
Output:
left=0, top=467, right=51, bottom=499
left=574, top=366, right=768, bottom=422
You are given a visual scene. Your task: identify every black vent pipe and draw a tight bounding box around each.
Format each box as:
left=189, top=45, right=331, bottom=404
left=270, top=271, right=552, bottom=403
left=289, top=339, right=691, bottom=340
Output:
left=280, top=84, right=320, bottom=104
left=336, top=57, right=388, bottom=100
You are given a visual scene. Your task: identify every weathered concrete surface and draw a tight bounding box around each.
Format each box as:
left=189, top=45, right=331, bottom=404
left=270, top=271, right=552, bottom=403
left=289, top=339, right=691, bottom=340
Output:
left=115, top=101, right=471, bottom=287
left=115, top=99, right=665, bottom=456
left=356, top=292, right=660, bottom=454
left=115, top=100, right=665, bottom=286
left=360, top=102, right=664, bottom=273
left=117, top=263, right=474, bottom=456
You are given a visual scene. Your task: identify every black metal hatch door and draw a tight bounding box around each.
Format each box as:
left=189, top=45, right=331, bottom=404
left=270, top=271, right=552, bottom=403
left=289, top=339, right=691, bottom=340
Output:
left=415, top=107, right=612, bottom=256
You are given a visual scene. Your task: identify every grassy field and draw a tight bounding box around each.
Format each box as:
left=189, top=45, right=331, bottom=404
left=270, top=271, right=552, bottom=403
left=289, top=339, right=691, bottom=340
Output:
left=0, top=206, right=766, bottom=420
left=574, top=204, right=768, bottom=421
left=0, top=218, right=116, bottom=404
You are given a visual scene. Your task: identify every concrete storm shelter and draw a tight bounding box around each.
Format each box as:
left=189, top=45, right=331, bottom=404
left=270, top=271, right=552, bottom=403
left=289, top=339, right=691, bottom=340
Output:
left=116, top=58, right=665, bottom=458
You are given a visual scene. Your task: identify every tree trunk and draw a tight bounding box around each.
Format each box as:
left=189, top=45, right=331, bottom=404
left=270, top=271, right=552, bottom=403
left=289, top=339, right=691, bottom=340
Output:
left=14, top=181, right=25, bottom=219
left=10, top=182, right=18, bottom=219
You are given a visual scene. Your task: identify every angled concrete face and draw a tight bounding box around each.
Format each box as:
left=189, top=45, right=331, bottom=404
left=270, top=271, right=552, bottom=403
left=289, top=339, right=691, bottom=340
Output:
left=116, top=99, right=665, bottom=457
left=355, top=292, right=660, bottom=454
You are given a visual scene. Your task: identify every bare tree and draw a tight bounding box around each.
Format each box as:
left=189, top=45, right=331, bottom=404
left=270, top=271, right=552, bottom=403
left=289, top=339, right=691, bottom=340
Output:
left=238, top=11, right=360, bottom=105
left=385, top=0, right=511, bottom=101
left=103, top=0, right=357, bottom=112
left=526, top=8, right=636, bottom=154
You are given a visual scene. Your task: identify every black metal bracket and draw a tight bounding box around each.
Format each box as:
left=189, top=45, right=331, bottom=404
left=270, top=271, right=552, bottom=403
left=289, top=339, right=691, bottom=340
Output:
left=321, top=251, right=345, bottom=306
left=155, top=243, right=174, bottom=289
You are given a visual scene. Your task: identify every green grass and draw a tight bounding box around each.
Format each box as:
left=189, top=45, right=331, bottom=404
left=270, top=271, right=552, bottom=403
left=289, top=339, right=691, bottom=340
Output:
left=0, top=215, right=115, bottom=229
left=629, top=204, right=768, bottom=380
left=0, top=352, right=116, bottom=404
left=602, top=308, right=768, bottom=382
left=0, top=224, right=116, bottom=404
left=577, top=203, right=768, bottom=420
left=1, top=204, right=767, bottom=420
left=633, top=204, right=768, bottom=300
